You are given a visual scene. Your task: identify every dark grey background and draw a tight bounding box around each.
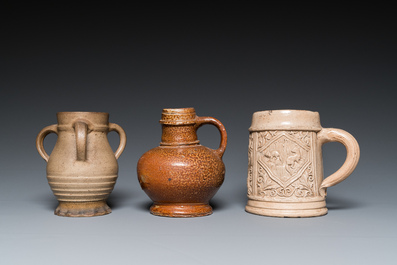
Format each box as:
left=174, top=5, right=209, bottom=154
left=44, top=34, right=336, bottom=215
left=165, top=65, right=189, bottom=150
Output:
left=1, top=10, right=396, bottom=264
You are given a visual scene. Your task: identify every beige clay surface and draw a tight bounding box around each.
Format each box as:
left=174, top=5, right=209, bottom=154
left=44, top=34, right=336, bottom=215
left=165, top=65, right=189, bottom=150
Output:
left=246, top=110, right=360, bottom=217
left=36, top=112, right=126, bottom=217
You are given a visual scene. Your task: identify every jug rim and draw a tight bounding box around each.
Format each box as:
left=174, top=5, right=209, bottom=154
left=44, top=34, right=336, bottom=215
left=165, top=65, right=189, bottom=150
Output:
left=162, top=108, right=195, bottom=114
left=160, top=108, right=196, bottom=125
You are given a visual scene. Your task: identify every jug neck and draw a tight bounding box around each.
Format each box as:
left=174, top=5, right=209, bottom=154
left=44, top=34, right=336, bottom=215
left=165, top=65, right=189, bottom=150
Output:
left=159, top=108, right=199, bottom=146
left=160, top=124, right=199, bottom=146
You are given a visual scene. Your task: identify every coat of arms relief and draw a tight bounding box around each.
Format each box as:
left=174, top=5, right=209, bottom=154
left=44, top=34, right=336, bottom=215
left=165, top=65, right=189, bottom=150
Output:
left=255, top=131, right=315, bottom=198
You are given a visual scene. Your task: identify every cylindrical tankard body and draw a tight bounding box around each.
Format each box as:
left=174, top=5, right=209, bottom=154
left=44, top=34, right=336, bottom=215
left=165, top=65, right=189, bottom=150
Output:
left=246, top=110, right=360, bottom=217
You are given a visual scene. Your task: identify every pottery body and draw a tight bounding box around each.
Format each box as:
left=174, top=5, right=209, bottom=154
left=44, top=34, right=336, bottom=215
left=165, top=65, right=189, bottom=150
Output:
left=36, top=112, right=126, bottom=217
left=246, top=110, right=360, bottom=217
left=137, top=108, right=227, bottom=217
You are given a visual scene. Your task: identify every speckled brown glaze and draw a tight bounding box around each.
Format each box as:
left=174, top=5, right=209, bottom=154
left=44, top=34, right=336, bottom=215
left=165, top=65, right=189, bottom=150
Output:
left=36, top=112, right=127, bottom=217
left=137, top=108, right=227, bottom=217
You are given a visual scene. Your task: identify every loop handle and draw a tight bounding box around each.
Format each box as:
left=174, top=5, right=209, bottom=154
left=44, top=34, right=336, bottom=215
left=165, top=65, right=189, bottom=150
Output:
left=109, top=123, right=127, bottom=159
left=36, top=124, right=58, bottom=162
left=195, top=116, right=227, bottom=158
left=74, top=121, right=88, bottom=161
left=318, top=128, right=360, bottom=195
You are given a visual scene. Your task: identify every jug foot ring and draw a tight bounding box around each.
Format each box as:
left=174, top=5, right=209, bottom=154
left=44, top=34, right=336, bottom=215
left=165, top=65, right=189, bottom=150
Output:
left=54, top=201, right=111, bottom=217
left=150, top=203, right=212, bottom=218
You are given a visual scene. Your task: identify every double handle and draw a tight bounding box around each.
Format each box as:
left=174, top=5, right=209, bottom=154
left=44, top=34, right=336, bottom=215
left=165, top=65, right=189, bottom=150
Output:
left=195, top=116, right=227, bottom=158
left=318, top=128, right=360, bottom=196
left=36, top=122, right=127, bottom=162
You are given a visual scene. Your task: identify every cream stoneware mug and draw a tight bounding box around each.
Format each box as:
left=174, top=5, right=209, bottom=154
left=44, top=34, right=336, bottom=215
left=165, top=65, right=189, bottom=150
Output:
left=246, top=110, right=360, bottom=217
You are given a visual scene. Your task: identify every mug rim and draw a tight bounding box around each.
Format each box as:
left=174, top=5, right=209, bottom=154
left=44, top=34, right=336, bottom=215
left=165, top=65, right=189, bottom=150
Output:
left=249, top=109, right=322, bottom=132
left=252, top=109, right=319, bottom=115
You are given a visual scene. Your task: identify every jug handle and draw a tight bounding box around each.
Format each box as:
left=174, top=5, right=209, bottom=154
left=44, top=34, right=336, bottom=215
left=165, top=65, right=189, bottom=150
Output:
left=317, top=128, right=360, bottom=196
left=74, top=121, right=88, bottom=161
left=109, top=123, right=127, bottom=159
left=195, top=116, right=227, bottom=158
left=36, top=124, right=58, bottom=162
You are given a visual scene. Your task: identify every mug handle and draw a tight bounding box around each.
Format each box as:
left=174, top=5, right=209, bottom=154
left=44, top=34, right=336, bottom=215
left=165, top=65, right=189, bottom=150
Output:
left=109, top=123, right=127, bottom=159
left=317, top=128, right=360, bottom=196
left=195, top=116, right=227, bottom=158
left=36, top=124, right=58, bottom=162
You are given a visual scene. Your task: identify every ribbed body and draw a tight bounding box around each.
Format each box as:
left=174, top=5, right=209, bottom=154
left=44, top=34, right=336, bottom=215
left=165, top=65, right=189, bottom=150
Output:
left=37, top=112, right=126, bottom=217
left=47, top=130, right=118, bottom=203
left=47, top=175, right=117, bottom=202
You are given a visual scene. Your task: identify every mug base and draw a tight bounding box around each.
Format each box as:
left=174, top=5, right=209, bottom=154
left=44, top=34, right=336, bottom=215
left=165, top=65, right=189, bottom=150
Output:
left=150, top=203, right=212, bottom=218
left=245, top=199, right=328, bottom=218
left=55, top=201, right=111, bottom=217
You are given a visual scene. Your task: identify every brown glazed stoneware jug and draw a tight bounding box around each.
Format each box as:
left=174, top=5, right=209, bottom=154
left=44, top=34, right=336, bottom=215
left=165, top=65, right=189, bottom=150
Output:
left=36, top=112, right=127, bottom=217
left=137, top=108, right=227, bottom=217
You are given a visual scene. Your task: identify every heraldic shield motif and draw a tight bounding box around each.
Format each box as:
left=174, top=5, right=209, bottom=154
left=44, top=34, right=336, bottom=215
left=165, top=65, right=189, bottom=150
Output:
left=256, top=131, right=314, bottom=197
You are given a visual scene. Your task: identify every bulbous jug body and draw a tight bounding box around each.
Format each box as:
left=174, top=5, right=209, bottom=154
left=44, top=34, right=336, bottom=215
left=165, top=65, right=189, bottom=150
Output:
left=137, top=108, right=227, bottom=217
